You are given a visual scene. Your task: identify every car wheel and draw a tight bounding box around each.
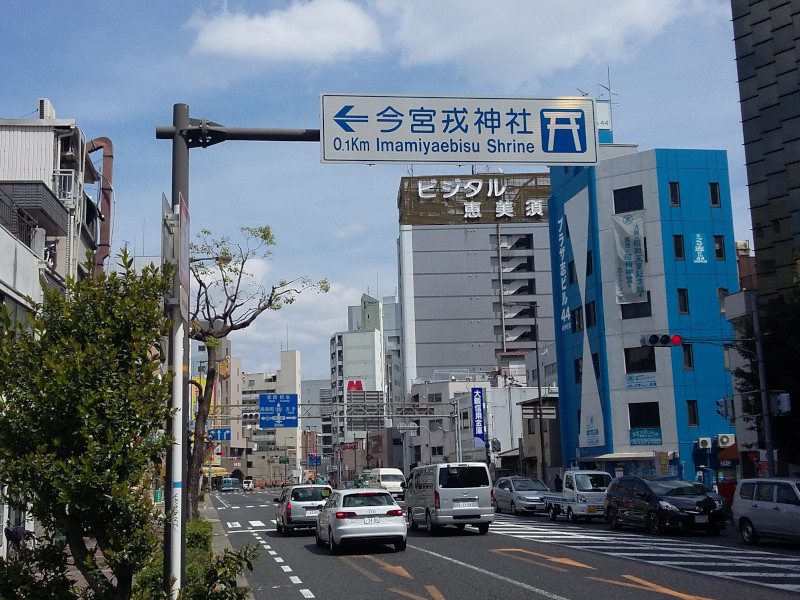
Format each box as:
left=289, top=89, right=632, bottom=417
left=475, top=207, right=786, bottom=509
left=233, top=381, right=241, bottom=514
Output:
left=608, top=508, right=623, bottom=530
left=455, top=524, right=466, bottom=530
left=646, top=511, right=662, bottom=535
left=495, top=502, right=501, bottom=514
left=315, top=524, right=324, bottom=547
left=567, top=508, right=578, bottom=523
left=548, top=505, right=558, bottom=521
left=477, top=523, right=490, bottom=535
left=426, top=512, right=439, bottom=535
left=328, top=527, right=340, bottom=555
left=275, top=518, right=283, bottom=534
left=511, top=501, right=520, bottom=516
left=394, top=538, right=407, bottom=552
left=740, top=518, right=760, bottom=545
left=407, top=508, right=418, bottom=531
left=281, top=520, right=291, bottom=536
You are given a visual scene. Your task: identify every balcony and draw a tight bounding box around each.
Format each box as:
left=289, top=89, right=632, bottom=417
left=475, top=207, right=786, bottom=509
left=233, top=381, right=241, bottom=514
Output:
left=0, top=181, right=69, bottom=237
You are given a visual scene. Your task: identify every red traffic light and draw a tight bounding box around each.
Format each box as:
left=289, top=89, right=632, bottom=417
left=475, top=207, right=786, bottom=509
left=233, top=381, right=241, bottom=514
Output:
left=669, top=334, right=683, bottom=346
left=641, top=333, right=683, bottom=347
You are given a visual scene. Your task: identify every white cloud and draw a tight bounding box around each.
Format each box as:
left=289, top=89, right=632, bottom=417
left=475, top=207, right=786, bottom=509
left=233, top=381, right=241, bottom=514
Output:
left=230, top=280, right=364, bottom=378
left=187, top=0, right=382, bottom=62
left=375, top=0, right=729, bottom=90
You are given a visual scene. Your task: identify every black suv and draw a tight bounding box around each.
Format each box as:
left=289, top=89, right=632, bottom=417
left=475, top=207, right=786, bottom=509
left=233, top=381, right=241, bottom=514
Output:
left=604, top=476, right=726, bottom=535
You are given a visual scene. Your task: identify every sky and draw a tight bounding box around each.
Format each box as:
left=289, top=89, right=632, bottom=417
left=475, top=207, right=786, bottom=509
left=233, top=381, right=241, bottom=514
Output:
left=2, top=0, right=747, bottom=380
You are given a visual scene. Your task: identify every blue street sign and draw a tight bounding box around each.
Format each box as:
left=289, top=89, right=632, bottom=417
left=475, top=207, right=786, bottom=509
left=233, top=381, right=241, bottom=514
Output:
left=212, top=428, right=231, bottom=442
left=259, top=394, right=299, bottom=428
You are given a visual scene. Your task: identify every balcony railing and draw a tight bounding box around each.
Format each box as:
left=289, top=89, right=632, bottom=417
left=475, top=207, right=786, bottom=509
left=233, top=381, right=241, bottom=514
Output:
left=53, top=169, right=77, bottom=203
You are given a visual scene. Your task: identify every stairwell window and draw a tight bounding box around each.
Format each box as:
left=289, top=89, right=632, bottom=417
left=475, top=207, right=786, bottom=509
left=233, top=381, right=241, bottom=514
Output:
left=571, top=306, right=584, bottom=332
left=709, top=182, right=721, bottom=207
left=714, top=235, right=726, bottom=260
left=674, top=235, right=685, bottom=261
left=678, top=288, right=690, bottom=314
left=683, top=344, right=694, bottom=370
left=585, top=301, right=596, bottom=328
left=687, top=400, right=700, bottom=427
left=669, top=182, right=681, bottom=207
left=574, top=358, right=583, bottom=383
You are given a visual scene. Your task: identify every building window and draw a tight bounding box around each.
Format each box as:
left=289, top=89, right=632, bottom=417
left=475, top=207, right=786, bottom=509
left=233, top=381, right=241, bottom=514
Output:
left=429, top=392, right=443, bottom=403
left=586, top=250, right=593, bottom=275
left=678, top=288, right=690, bottom=314
left=431, top=446, right=444, bottom=457
left=717, top=288, right=728, bottom=313
left=430, top=418, right=444, bottom=431
left=723, top=345, right=732, bottom=371
left=669, top=182, right=681, bottom=207
left=714, top=235, right=725, bottom=260
left=592, top=352, right=600, bottom=378
left=629, top=401, right=661, bottom=429
left=585, top=301, right=596, bottom=328
left=571, top=306, right=584, bottom=332
left=568, top=260, right=577, bottom=284
left=683, top=344, right=694, bottom=370
left=674, top=235, right=685, bottom=261
left=574, top=358, right=583, bottom=383
left=621, top=292, right=652, bottom=319
left=527, top=418, right=536, bottom=434
left=613, top=185, right=644, bottom=213
left=709, top=182, right=720, bottom=207
left=687, top=400, right=699, bottom=427
left=625, top=346, right=656, bottom=373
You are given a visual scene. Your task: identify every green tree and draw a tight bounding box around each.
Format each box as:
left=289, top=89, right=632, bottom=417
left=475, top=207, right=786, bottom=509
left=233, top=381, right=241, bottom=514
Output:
left=732, top=290, right=800, bottom=468
left=187, top=226, right=328, bottom=520
left=0, top=252, right=174, bottom=599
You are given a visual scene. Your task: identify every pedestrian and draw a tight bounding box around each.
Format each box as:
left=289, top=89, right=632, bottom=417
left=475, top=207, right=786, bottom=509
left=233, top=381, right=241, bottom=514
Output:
left=553, top=474, right=563, bottom=492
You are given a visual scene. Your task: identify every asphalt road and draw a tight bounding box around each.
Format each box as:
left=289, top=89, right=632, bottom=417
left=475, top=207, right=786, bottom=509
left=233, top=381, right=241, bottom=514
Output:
left=204, top=489, right=800, bottom=600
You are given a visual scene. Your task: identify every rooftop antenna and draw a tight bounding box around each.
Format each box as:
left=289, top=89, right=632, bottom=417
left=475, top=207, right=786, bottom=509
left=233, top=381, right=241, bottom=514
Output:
left=597, top=65, right=620, bottom=133
left=576, top=88, right=589, bottom=97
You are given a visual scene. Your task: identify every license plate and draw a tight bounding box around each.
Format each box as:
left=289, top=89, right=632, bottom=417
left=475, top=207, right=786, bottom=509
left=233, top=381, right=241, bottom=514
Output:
left=456, top=501, right=476, bottom=508
left=695, top=515, right=708, bottom=524
left=586, top=507, right=597, bottom=514
left=364, top=517, right=380, bottom=524
left=306, top=510, right=318, bottom=516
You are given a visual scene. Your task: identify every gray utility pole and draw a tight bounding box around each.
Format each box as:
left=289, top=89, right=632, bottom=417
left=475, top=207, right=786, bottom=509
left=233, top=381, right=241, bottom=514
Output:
left=155, top=104, right=319, bottom=597
left=751, top=293, right=776, bottom=477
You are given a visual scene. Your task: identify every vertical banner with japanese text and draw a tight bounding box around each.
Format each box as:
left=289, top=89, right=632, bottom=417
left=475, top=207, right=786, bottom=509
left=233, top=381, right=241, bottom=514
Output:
left=613, top=210, right=647, bottom=304
left=472, top=388, right=485, bottom=448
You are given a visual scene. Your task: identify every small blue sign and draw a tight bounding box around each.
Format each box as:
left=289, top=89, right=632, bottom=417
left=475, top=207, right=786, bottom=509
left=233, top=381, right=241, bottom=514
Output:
left=212, top=428, right=231, bottom=442
left=259, top=393, right=299, bottom=428
left=540, top=108, right=586, bottom=153
left=472, top=387, right=485, bottom=448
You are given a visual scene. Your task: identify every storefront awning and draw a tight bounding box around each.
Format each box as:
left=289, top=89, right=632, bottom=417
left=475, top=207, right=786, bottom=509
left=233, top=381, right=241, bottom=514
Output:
left=717, top=443, right=739, bottom=461
left=581, top=451, right=676, bottom=461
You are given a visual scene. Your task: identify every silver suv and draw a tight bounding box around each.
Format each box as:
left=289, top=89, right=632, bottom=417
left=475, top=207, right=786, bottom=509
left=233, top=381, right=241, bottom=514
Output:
left=274, top=484, right=332, bottom=535
left=732, top=477, right=800, bottom=545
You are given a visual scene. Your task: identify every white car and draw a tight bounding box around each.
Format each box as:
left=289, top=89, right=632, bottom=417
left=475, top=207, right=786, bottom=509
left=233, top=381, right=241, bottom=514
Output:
left=242, top=479, right=254, bottom=491
left=316, top=488, right=407, bottom=554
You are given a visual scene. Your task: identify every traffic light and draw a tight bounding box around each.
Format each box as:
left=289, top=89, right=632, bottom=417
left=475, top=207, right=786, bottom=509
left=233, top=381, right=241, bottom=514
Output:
left=716, top=397, right=732, bottom=419
left=242, top=412, right=260, bottom=421
left=640, top=333, right=683, bottom=347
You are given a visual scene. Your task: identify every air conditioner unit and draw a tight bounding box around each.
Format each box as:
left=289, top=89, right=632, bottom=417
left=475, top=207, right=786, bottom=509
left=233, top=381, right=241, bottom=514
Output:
left=716, top=433, right=736, bottom=448
left=697, top=437, right=712, bottom=450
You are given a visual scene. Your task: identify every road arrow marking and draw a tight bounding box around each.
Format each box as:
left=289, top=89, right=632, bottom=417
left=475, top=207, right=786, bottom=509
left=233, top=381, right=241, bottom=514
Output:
left=363, top=555, right=412, bottom=578
left=492, top=548, right=595, bottom=570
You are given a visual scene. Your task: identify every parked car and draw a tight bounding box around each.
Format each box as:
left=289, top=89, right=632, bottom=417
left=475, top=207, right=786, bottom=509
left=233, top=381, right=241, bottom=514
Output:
left=651, top=476, right=731, bottom=519
left=604, top=476, right=727, bottom=535
left=273, top=484, right=332, bottom=535
left=732, top=477, right=800, bottom=545
left=242, top=479, right=254, bottom=491
left=315, top=488, right=407, bottom=554
left=493, top=477, right=549, bottom=515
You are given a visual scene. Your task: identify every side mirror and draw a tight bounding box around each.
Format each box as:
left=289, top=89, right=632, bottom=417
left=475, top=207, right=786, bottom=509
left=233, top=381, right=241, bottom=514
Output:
left=273, top=497, right=280, bottom=503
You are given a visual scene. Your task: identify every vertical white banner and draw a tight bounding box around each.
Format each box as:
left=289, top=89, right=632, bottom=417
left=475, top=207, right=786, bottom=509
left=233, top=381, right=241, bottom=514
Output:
left=613, top=211, right=647, bottom=304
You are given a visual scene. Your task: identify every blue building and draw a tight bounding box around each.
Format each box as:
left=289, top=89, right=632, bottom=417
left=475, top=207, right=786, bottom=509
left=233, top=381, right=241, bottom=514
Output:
left=548, top=146, right=740, bottom=480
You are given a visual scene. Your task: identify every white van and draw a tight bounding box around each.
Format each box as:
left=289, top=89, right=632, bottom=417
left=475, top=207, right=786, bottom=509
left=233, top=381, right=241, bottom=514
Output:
left=368, top=468, right=406, bottom=501
left=404, top=462, right=494, bottom=534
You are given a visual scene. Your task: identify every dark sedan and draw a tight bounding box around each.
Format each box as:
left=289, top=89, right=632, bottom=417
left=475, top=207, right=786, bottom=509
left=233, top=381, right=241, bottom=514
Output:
left=605, top=476, right=726, bottom=535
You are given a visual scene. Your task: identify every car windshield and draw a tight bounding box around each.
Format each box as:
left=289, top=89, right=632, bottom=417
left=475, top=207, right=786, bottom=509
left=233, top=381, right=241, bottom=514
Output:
left=647, top=479, right=707, bottom=496
left=575, top=473, right=612, bottom=492
left=291, top=487, right=329, bottom=501
left=439, top=466, right=490, bottom=488
left=342, top=492, right=394, bottom=507
left=382, top=474, right=405, bottom=483
left=512, top=479, right=548, bottom=491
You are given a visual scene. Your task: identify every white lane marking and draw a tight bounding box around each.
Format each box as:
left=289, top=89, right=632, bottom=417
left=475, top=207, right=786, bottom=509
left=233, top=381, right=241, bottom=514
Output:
left=410, top=544, right=571, bottom=600
left=226, top=522, right=241, bottom=528
left=274, top=557, right=284, bottom=563
left=281, top=565, right=293, bottom=572
left=300, top=590, right=314, bottom=598
left=290, top=576, right=302, bottom=584
left=249, top=520, right=265, bottom=527
left=268, top=550, right=277, bottom=556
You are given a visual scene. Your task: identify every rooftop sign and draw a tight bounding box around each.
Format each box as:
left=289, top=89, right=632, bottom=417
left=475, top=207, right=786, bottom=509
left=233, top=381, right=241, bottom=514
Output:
left=320, top=94, right=598, bottom=165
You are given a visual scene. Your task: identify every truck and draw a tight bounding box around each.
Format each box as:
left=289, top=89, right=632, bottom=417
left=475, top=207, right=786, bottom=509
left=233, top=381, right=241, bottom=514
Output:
left=544, top=470, right=614, bottom=522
